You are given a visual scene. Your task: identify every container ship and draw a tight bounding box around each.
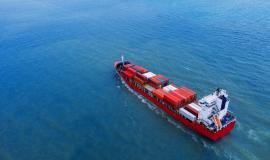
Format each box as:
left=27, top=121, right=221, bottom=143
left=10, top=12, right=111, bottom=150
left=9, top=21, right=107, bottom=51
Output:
left=114, top=57, right=236, bottom=141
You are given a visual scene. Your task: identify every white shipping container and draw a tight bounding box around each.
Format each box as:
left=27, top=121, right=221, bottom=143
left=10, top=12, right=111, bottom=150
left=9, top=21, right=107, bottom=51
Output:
left=143, top=72, right=156, bottom=79
left=189, top=103, right=201, bottom=112
left=168, top=85, right=177, bottom=91
left=163, top=84, right=177, bottom=93
left=143, top=84, right=155, bottom=92
left=179, top=108, right=196, bottom=122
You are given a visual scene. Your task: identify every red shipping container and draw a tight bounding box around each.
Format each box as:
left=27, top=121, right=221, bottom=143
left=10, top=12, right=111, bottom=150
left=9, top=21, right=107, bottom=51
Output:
left=181, top=87, right=196, bottom=95
left=124, top=64, right=134, bottom=68
left=149, top=76, right=162, bottom=85
left=149, top=75, right=169, bottom=89
left=153, top=88, right=167, bottom=99
left=180, top=87, right=197, bottom=100
left=136, top=72, right=147, bottom=81
left=127, top=67, right=137, bottom=74
left=133, top=76, right=145, bottom=85
left=176, top=88, right=196, bottom=103
left=171, top=91, right=187, bottom=99
left=122, top=70, right=135, bottom=78
left=157, top=74, right=169, bottom=82
left=185, top=105, right=199, bottom=117
left=170, top=91, right=188, bottom=105
left=175, top=89, right=190, bottom=100
left=150, top=75, right=169, bottom=84
left=164, top=93, right=184, bottom=108
left=132, top=65, right=148, bottom=73
left=148, top=81, right=162, bottom=89
left=123, top=64, right=134, bottom=70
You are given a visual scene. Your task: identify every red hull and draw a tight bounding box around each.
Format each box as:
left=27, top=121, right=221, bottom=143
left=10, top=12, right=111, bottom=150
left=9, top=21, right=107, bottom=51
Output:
left=115, top=62, right=235, bottom=141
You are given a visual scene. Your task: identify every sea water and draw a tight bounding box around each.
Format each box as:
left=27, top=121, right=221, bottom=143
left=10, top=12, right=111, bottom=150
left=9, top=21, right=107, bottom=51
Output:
left=0, top=0, right=270, bottom=159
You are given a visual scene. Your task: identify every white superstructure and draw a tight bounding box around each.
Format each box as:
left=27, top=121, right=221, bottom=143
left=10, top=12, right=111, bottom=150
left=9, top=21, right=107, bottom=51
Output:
left=179, top=88, right=231, bottom=130
left=198, top=88, right=229, bottom=120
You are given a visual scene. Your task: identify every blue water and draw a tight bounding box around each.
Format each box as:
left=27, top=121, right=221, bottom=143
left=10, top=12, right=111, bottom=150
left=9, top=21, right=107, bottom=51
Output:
left=1, top=0, right=270, bottom=159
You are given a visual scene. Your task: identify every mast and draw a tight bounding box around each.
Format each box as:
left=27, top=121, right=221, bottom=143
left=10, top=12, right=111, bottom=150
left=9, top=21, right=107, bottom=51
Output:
left=121, top=54, right=124, bottom=64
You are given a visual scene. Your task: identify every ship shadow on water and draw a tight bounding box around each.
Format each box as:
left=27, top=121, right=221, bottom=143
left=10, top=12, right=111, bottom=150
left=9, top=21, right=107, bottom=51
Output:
left=113, top=72, right=122, bottom=88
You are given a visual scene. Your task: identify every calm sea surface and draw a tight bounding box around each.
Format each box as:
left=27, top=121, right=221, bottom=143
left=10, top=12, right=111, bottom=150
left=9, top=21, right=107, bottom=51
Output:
left=0, top=0, right=270, bottom=159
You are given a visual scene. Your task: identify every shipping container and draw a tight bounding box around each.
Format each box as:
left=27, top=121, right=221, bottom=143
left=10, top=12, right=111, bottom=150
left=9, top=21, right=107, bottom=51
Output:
left=143, top=84, right=155, bottom=93
left=153, top=88, right=167, bottom=99
left=124, top=64, right=134, bottom=68
left=123, top=64, right=134, bottom=70
left=170, top=91, right=188, bottom=105
left=132, top=65, right=148, bottom=74
left=149, top=74, right=169, bottom=87
left=164, top=93, right=184, bottom=108
left=148, top=81, right=162, bottom=89
left=179, top=108, right=196, bottom=122
left=127, top=67, right=137, bottom=74
left=163, top=84, right=178, bottom=93
left=170, top=91, right=186, bottom=99
left=156, top=75, right=169, bottom=87
left=174, top=89, right=191, bottom=104
left=148, top=77, right=162, bottom=88
left=149, top=76, right=161, bottom=85
left=143, top=72, right=156, bottom=79
left=136, top=72, right=147, bottom=81
left=133, top=76, right=145, bottom=85
left=185, top=103, right=201, bottom=117
left=181, top=87, right=196, bottom=95
left=176, top=88, right=196, bottom=103
left=122, top=70, right=135, bottom=78
left=189, top=103, right=201, bottom=112
left=180, top=87, right=197, bottom=100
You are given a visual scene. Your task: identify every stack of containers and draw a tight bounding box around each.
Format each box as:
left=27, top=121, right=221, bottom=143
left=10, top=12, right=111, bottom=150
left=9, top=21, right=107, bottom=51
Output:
left=180, top=87, right=197, bottom=101
left=123, top=65, right=148, bottom=85
left=153, top=88, right=167, bottom=99
left=179, top=108, right=196, bottom=122
left=143, top=72, right=156, bottom=79
left=127, top=67, right=136, bottom=75
left=149, top=77, right=161, bottom=88
left=163, top=93, right=185, bottom=109
left=122, top=70, right=135, bottom=78
left=149, top=75, right=169, bottom=88
left=123, top=64, right=134, bottom=70
left=122, top=65, right=137, bottom=79
left=131, top=65, right=148, bottom=74
left=161, top=84, right=184, bottom=109
left=133, top=76, right=145, bottom=85
left=136, top=72, right=148, bottom=81
left=160, top=84, right=197, bottom=109
left=184, top=103, right=201, bottom=117
left=163, top=84, right=178, bottom=93
left=170, top=87, right=197, bottom=105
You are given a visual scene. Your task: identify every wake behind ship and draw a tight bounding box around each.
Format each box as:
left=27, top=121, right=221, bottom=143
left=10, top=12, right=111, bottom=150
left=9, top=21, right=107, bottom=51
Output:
left=114, top=57, right=236, bottom=141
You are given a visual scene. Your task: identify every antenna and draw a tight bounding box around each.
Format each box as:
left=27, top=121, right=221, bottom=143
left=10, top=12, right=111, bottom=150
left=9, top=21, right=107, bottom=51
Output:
left=121, top=54, right=124, bottom=64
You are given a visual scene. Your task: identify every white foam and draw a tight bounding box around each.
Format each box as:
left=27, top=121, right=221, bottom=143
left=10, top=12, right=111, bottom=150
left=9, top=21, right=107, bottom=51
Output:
left=247, top=129, right=260, bottom=142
